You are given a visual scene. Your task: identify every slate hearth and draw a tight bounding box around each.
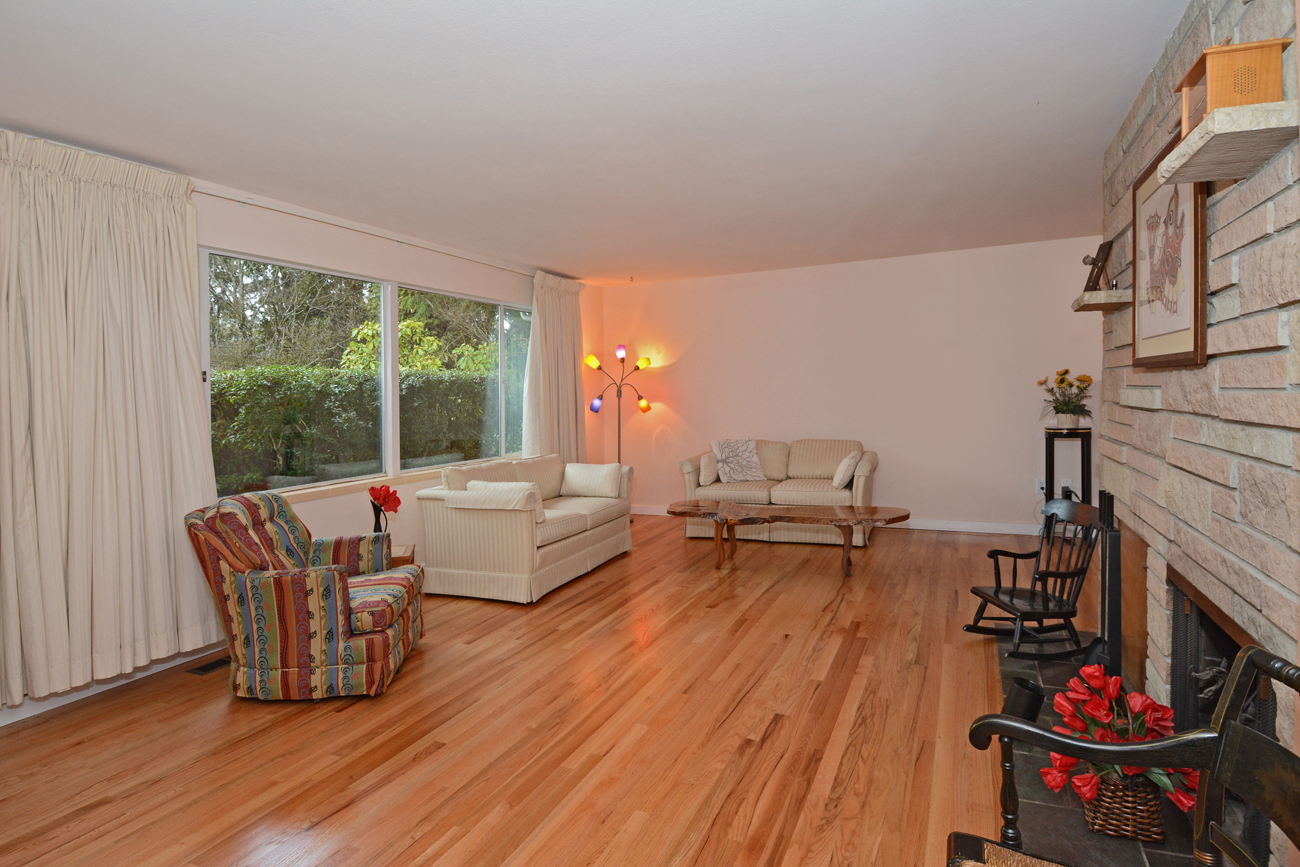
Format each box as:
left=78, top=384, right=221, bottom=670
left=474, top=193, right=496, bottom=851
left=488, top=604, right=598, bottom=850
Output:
left=995, top=635, right=1195, bottom=867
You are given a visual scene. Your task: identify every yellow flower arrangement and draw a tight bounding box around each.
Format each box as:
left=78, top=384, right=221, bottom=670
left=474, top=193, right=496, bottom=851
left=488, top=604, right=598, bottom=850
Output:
left=1038, top=369, right=1093, bottom=420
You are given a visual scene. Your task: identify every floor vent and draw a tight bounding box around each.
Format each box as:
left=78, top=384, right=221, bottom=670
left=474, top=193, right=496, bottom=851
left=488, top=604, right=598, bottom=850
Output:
left=188, top=657, right=231, bottom=675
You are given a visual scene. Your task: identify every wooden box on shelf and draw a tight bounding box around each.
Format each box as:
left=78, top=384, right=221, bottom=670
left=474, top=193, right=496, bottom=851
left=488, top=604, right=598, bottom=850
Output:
left=1177, top=38, right=1292, bottom=138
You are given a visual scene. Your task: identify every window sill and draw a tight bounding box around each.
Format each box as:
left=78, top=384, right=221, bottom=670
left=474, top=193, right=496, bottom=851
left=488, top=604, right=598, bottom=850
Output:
left=277, top=453, right=524, bottom=505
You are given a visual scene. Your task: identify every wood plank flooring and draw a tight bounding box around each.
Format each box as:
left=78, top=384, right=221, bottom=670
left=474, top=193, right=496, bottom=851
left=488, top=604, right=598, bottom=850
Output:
left=0, top=518, right=1032, bottom=867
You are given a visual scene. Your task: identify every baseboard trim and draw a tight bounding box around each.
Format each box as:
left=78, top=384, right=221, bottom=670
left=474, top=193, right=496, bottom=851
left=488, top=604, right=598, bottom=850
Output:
left=0, top=642, right=225, bottom=729
left=632, top=505, right=1037, bottom=536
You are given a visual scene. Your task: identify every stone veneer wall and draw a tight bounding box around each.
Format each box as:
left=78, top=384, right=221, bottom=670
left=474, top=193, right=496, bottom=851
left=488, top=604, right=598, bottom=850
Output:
left=1098, top=0, right=1297, bottom=777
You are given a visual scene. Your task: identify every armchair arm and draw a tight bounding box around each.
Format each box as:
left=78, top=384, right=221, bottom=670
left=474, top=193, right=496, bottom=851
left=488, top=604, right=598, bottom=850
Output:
left=987, top=549, right=1038, bottom=560
left=310, top=533, right=390, bottom=574
left=229, top=566, right=354, bottom=668
left=852, top=451, right=878, bottom=508
left=680, top=452, right=709, bottom=498
left=968, top=714, right=1220, bottom=768
left=987, top=548, right=1038, bottom=590
left=422, top=487, right=539, bottom=512
left=417, top=487, right=538, bottom=575
left=619, top=465, right=634, bottom=500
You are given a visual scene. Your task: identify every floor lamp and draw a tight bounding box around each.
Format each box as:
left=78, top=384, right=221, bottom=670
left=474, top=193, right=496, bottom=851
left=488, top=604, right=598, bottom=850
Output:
left=585, top=344, right=650, bottom=465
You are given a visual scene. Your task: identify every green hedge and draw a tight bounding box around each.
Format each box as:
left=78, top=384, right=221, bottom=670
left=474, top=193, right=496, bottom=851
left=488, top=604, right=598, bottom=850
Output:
left=211, top=366, right=498, bottom=494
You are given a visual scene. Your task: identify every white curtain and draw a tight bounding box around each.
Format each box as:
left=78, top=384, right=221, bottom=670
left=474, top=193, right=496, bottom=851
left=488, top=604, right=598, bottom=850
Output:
left=0, top=130, right=221, bottom=707
left=522, top=271, right=587, bottom=462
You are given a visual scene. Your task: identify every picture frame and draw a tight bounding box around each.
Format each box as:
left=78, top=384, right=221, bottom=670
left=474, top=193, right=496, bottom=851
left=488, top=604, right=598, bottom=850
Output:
left=1082, top=239, right=1114, bottom=293
left=1131, top=137, right=1207, bottom=368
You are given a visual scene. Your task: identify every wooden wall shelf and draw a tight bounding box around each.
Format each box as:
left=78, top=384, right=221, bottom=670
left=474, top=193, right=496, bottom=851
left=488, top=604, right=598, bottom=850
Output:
left=1156, top=100, right=1298, bottom=185
left=1072, top=288, right=1131, bottom=312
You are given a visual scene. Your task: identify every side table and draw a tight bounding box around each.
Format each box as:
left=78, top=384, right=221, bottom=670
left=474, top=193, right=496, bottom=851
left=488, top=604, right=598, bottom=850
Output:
left=391, top=544, right=416, bottom=568
left=1044, top=427, right=1092, bottom=504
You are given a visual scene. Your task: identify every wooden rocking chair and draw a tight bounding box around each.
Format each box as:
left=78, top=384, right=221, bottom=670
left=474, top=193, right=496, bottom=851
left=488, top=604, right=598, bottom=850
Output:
left=948, top=645, right=1300, bottom=867
left=964, top=500, right=1102, bottom=653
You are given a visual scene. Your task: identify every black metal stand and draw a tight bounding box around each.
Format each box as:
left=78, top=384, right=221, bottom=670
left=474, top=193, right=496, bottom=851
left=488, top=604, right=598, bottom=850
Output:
left=1044, top=427, right=1092, bottom=504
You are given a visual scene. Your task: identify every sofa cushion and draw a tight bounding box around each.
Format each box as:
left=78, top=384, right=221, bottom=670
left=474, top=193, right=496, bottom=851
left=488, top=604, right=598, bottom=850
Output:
left=468, top=480, right=544, bottom=522
left=695, top=479, right=779, bottom=504
left=444, top=459, right=516, bottom=490
left=514, top=454, right=565, bottom=500
left=711, top=439, right=766, bottom=483
left=560, top=463, right=622, bottom=498
left=787, top=439, right=865, bottom=479
left=832, top=451, right=862, bottom=489
left=755, top=440, right=790, bottom=481
left=543, top=496, right=631, bottom=530
left=348, top=566, right=420, bottom=633
left=770, top=478, right=853, bottom=506
left=537, top=510, right=589, bottom=545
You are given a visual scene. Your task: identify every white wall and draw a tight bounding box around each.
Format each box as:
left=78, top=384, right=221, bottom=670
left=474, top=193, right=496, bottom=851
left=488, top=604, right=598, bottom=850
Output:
left=596, top=236, right=1103, bottom=532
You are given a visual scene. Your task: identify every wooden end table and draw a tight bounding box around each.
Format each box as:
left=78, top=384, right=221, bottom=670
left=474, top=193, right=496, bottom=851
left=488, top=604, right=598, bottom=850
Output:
left=391, top=544, right=416, bottom=568
left=666, top=501, right=909, bottom=576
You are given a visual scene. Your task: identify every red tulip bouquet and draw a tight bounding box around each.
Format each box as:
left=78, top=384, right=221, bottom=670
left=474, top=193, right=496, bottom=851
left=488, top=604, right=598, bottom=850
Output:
left=1040, top=664, right=1199, bottom=813
left=368, top=485, right=401, bottom=534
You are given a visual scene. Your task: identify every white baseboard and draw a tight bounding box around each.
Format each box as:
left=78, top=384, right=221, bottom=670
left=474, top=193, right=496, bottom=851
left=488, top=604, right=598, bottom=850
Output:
left=0, top=642, right=224, bottom=729
left=632, top=505, right=1037, bottom=536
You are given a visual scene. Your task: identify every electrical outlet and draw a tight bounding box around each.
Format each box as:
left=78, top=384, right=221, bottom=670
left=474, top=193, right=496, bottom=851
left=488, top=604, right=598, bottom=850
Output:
left=1036, top=478, right=1045, bottom=494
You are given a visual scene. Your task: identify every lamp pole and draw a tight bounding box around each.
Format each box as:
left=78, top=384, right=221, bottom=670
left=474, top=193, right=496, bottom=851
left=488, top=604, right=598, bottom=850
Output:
left=585, top=345, right=651, bottom=465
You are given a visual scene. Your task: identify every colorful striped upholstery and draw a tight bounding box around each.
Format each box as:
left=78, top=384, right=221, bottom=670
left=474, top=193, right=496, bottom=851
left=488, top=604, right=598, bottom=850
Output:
left=182, top=493, right=423, bottom=700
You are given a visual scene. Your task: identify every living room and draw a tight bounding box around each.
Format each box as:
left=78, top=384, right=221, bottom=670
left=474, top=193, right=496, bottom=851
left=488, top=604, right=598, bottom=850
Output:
left=2, top=2, right=1299, bottom=865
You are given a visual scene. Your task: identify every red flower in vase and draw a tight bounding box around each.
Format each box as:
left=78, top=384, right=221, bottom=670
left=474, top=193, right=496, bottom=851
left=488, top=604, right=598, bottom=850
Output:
left=1168, top=788, right=1197, bottom=812
left=1071, top=772, right=1100, bottom=801
left=369, top=485, right=401, bottom=513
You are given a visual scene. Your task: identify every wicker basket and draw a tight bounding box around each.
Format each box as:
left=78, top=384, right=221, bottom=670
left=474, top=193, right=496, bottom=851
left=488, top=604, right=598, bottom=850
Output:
left=1081, top=773, right=1164, bottom=842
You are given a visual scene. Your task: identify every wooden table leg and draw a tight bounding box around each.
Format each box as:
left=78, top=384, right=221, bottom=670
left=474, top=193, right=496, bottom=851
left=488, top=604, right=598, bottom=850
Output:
left=839, top=525, right=854, bottom=576
left=714, top=522, right=725, bottom=569
left=727, top=522, right=737, bottom=563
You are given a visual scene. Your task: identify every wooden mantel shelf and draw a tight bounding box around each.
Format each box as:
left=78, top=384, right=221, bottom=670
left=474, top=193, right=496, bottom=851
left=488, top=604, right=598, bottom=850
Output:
left=1156, top=101, right=1299, bottom=185
left=1072, top=288, right=1131, bottom=312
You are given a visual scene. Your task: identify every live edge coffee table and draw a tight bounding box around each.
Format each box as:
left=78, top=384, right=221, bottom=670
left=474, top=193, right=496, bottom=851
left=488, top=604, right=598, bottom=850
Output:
left=667, top=500, right=910, bottom=576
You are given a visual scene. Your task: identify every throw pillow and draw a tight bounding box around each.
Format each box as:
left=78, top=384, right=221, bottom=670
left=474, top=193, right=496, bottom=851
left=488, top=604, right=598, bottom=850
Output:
left=832, top=451, right=862, bottom=489
left=560, top=463, right=622, bottom=498
left=711, top=439, right=766, bottom=483
left=466, top=480, right=545, bottom=522
left=699, top=452, right=719, bottom=486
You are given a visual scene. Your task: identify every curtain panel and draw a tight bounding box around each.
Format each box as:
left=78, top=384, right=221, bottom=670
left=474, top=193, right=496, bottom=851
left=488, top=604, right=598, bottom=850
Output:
left=522, top=271, right=587, bottom=463
left=0, top=130, right=221, bottom=707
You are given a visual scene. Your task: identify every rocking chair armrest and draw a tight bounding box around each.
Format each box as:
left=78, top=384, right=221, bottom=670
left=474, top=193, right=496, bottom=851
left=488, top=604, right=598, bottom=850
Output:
left=986, top=549, right=1038, bottom=560
left=1036, top=565, right=1088, bottom=580
left=968, top=714, right=1220, bottom=767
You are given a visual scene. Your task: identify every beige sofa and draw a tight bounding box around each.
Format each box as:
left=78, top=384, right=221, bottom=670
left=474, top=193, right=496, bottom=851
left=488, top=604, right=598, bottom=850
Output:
left=679, top=439, right=878, bottom=547
left=417, top=455, right=632, bottom=603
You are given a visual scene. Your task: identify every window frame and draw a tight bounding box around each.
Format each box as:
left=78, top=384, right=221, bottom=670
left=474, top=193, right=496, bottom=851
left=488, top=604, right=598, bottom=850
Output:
left=200, top=246, right=529, bottom=495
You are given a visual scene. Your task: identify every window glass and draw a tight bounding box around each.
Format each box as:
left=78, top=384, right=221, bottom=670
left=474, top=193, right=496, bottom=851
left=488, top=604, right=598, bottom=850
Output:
left=397, top=287, right=501, bottom=468
left=209, top=254, right=382, bottom=494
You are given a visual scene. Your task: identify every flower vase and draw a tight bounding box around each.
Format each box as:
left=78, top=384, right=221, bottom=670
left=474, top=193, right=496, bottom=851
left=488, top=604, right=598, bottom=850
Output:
left=1052, top=414, right=1081, bottom=429
left=371, top=501, right=386, bottom=534
left=1081, top=773, right=1164, bottom=842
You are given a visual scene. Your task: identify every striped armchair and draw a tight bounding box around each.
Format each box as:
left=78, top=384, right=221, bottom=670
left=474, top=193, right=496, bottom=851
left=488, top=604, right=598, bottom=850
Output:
left=184, top=491, right=423, bottom=700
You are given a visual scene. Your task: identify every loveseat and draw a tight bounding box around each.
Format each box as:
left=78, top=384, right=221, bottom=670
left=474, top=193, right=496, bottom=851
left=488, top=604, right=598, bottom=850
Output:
left=417, top=455, right=632, bottom=603
left=679, top=439, right=878, bottom=547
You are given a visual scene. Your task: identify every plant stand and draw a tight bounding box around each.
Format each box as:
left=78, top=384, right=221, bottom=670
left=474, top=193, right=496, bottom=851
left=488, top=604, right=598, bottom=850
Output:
left=1044, top=427, right=1091, bottom=503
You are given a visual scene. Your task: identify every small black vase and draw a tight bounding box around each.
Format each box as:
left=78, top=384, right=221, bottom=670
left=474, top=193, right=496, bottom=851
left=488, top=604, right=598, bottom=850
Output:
left=371, top=501, right=387, bottom=534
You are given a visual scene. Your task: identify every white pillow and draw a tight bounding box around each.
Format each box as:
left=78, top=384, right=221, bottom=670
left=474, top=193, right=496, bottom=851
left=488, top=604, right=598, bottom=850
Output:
left=466, top=480, right=544, bottom=522
left=832, top=451, right=862, bottom=490
left=699, top=452, right=719, bottom=486
left=514, top=454, right=565, bottom=500
left=711, top=439, right=766, bottom=483
left=560, top=463, right=622, bottom=498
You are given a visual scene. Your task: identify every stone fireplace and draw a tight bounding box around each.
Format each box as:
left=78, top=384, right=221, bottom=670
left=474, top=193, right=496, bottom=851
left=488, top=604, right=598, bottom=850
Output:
left=1095, top=1, right=1298, bottom=862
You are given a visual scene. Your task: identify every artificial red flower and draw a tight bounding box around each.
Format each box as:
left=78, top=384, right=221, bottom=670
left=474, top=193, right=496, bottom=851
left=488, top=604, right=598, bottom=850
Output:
left=1177, top=769, right=1200, bottom=790
left=1102, top=676, right=1122, bottom=701
left=1082, top=696, right=1114, bottom=724
left=1121, top=765, right=1150, bottom=775
left=1071, top=772, right=1100, bottom=801
left=1080, top=664, right=1107, bottom=690
left=1053, top=693, right=1077, bottom=716
left=1168, top=788, right=1197, bottom=812
left=1040, top=768, right=1070, bottom=792
left=1052, top=725, right=1079, bottom=737
left=1127, top=692, right=1156, bottom=715
left=1147, top=703, right=1176, bottom=736
left=368, top=485, right=401, bottom=513
left=1049, top=752, right=1078, bottom=771
left=1062, top=713, right=1089, bottom=732
left=1093, top=729, right=1116, bottom=743
left=1065, top=677, right=1094, bottom=702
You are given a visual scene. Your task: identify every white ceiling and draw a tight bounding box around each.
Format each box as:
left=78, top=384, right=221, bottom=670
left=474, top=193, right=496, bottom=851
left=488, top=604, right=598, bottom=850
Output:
left=0, top=1, right=1189, bottom=285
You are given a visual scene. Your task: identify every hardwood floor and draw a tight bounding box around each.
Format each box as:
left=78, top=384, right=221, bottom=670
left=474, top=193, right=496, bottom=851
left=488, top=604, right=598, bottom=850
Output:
left=0, top=518, right=1032, bottom=867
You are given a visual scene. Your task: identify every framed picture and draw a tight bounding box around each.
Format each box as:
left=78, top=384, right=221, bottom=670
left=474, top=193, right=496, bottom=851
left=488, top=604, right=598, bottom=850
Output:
left=1132, top=138, right=1207, bottom=368
left=1082, top=239, right=1114, bottom=293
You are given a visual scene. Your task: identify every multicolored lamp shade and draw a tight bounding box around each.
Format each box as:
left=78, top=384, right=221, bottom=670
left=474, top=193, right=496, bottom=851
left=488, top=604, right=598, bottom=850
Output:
left=585, top=344, right=652, bottom=463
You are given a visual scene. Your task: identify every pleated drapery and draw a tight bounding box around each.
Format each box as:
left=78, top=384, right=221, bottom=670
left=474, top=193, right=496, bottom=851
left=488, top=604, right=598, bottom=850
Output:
left=0, top=129, right=222, bottom=707
left=522, top=271, right=587, bottom=463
